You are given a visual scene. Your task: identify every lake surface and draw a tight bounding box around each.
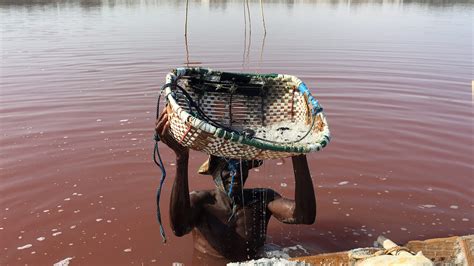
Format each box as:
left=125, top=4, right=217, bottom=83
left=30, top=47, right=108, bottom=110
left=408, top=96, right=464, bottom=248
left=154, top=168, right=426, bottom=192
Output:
left=1, top=0, right=473, bottom=265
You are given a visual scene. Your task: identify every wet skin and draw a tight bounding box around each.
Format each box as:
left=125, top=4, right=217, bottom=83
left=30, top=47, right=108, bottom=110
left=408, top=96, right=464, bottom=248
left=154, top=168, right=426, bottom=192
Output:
left=156, top=108, right=316, bottom=262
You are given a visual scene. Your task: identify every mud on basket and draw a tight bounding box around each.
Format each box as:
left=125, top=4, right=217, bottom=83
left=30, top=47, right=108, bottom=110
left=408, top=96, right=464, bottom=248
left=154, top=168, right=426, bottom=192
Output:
left=163, top=67, right=330, bottom=160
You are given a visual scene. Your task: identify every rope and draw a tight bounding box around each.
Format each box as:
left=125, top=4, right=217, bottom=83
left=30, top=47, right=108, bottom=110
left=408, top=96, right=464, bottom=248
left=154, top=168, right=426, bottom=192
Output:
left=172, top=83, right=241, bottom=134
left=227, top=160, right=238, bottom=197
left=226, top=159, right=239, bottom=222
left=152, top=83, right=176, bottom=243
left=153, top=138, right=167, bottom=243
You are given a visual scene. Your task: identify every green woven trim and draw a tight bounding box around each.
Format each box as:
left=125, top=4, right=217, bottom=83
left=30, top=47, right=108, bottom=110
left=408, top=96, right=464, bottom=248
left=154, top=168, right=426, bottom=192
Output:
left=214, top=126, right=330, bottom=154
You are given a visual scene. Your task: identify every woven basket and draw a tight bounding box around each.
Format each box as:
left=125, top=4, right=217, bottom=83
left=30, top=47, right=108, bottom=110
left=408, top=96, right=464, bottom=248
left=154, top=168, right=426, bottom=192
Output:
left=162, top=67, right=330, bottom=160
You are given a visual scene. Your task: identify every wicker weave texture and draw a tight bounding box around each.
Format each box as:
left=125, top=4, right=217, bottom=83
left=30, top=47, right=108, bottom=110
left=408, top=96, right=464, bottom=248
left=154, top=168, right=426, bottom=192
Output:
left=165, top=68, right=330, bottom=160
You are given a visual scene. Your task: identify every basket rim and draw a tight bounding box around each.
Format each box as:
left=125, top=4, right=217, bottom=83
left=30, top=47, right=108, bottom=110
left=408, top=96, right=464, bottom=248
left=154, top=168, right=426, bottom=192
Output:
left=163, top=67, right=331, bottom=155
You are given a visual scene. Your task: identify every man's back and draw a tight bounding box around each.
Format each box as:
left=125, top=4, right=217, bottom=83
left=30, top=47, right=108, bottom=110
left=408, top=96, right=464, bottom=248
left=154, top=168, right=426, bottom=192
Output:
left=191, top=188, right=278, bottom=261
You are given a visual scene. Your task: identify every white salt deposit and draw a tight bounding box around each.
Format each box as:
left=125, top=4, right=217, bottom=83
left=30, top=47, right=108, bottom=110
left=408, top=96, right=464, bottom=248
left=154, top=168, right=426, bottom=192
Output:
left=123, top=248, right=132, bottom=252
left=53, top=257, right=73, bottom=266
left=96, top=218, right=103, bottom=222
left=338, top=181, right=349, bottom=185
left=418, top=204, right=436, bottom=209
left=36, top=237, right=45, bottom=241
left=252, top=121, right=323, bottom=144
left=52, top=232, right=62, bottom=236
left=450, top=205, right=459, bottom=209
left=228, top=258, right=309, bottom=266
left=17, top=244, right=32, bottom=250
left=280, top=183, right=287, bottom=188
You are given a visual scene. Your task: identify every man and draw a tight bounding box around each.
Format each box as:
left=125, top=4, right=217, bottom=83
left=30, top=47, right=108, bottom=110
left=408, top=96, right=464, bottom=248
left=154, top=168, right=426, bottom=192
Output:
left=155, top=109, right=316, bottom=262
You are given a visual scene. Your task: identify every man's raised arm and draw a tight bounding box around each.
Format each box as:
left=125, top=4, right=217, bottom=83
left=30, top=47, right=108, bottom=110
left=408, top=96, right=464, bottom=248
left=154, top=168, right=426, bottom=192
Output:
left=155, top=108, right=197, bottom=236
left=267, top=155, right=316, bottom=224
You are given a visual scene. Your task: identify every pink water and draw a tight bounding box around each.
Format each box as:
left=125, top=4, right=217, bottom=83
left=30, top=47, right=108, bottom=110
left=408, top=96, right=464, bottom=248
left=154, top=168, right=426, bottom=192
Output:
left=1, top=0, right=473, bottom=265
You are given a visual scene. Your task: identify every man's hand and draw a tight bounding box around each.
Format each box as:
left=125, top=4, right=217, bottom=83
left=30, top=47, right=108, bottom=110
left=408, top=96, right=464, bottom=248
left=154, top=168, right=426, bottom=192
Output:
left=155, top=107, right=189, bottom=157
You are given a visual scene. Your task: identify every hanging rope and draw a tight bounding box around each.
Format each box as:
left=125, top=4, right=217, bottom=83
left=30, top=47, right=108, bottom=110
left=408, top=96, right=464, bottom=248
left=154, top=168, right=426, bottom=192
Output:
left=153, top=136, right=167, bottom=243
left=227, top=159, right=238, bottom=197
left=226, top=159, right=239, bottom=222
left=260, top=0, right=267, bottom=35
left=153, top=83, right=177, bottom=243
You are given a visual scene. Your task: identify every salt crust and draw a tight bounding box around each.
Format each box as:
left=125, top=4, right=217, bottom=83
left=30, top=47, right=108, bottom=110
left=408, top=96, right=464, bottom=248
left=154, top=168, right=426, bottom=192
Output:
left=227, top=258, right=309, bottom=266
left=252, top=121, right=322, bottom=144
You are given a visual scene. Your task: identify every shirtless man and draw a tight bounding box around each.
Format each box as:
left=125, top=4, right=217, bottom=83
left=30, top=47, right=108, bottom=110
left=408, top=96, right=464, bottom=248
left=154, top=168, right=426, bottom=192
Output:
left=155, top=109, right=316, bottom=262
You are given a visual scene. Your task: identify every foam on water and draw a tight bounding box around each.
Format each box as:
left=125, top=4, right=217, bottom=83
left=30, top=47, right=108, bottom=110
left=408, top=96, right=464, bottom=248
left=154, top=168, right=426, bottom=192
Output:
left=53, top=257, right=73, bottom=266
left=17, top=244, right=32, bottom=250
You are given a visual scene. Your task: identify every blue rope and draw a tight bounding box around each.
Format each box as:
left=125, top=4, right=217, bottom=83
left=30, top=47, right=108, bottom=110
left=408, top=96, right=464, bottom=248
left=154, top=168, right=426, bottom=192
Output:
left=227, top=159, right=238, bottom=197
left=153, top=136, right=167, bottom=243
left=153, top=86, right=168, bottom=243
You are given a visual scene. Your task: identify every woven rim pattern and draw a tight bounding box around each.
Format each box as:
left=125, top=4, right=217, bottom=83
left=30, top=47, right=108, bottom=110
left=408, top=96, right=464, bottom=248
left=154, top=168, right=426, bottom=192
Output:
left=163, top=67, right=330, bottom=160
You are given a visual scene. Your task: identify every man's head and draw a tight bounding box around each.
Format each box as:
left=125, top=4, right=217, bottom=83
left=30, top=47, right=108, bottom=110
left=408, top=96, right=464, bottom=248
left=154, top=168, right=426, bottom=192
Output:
left=198, top=155, right=263, bottom=195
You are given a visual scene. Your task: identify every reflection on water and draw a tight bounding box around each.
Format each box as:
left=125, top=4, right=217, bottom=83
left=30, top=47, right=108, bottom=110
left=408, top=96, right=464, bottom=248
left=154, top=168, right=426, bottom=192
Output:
left=2, top=0, right=474, bottom=9
left=1, top=0, right=473, bottom=265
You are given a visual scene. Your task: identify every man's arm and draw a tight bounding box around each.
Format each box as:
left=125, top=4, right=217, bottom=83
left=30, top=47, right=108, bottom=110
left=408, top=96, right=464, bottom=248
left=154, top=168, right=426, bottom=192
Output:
left=156, top=108, right=199, bottom=236
left=267, top=155, right=316, bottom=224
left=169, top=152, right=195, bottom=236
